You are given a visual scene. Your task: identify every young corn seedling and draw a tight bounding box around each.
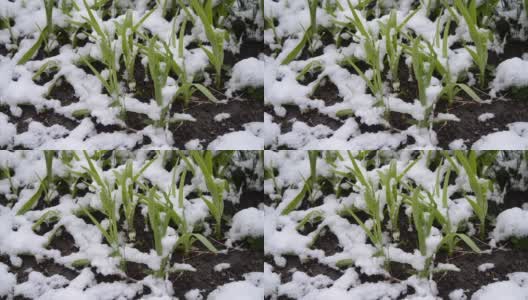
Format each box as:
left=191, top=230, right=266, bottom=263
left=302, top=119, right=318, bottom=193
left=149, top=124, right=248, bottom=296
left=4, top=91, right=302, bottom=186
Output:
left=18, top=0, right=55, bottom=64
left=144, top=37, right=172, bottom=126
left=81, top=151, right=121, bottom=260
left=113, top=158, right=155, bottom=241
left=280, top=151, right=320, bottom=215
left=426, top=165, right=481, bottom=256
left=408, top=38, right=437, bottom=127
left=346, top=8, right=384, bottom=107
left=161, top=38, right=218, bottom=106
left=345, top=152, right=385, bottom=261
left=190, top=151, right=227, bottom=239
left=189, top=0, right=226, bottom=89
left=379, top=8, right=420, bottom=91
left=407, top=188, right=437, bottom=278
left=427, top=18, right=482, bottom=105
left=453, top=150, right=491, bottom=240
left=142, top=188, right=173, bottom=277
left=281, top=0, right=319, bottom=65
left=17, top=151, right=55, bottom=215
left=377, top=157, right=419, bottom=240
left=115, top=9, right=156, bottom=90
left=81, top=0, right=122, bottom=110
left=453, top=0, right=491, bottom=88
left=162, top=172, right=218, bottom=256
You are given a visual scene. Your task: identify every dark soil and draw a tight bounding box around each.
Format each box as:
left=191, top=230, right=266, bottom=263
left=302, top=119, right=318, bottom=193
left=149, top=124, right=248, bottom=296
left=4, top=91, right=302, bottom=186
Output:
left=171, top=249, right=263, bottom=299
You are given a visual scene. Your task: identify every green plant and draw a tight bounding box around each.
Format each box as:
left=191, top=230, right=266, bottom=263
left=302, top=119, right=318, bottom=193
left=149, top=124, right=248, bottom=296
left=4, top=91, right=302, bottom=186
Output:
left=113, top=158, right=155, bottom=241
left=378, top=8, right=419, bottom=91
left=408, top=37, right=437, bottom=127
left=452, top=151, right=491, bottom=240
left=17, top=151, right=55, bottom=215
left=80, top=151, right=122, bottom=267
left=428, top=18, right=482, bottom=105
left=162, top=39, right=218, bottom=106
left=345, top=152, right=384, bottom=258
left=407, top=188, right=436, bottom=277
left=425, top=165, right=481, bottom=256
left=81, top=0, right=122, bottom=109
left=453, top=0, right=491, bottom=88
left=189, top=0, right=226, bottom=88
left=115, top=9, right=156, bottom=90
left=142, top=188, right=172, bottom=277
left=162, top=172, right=218, bottom=255
left=190, top=151, right=227, bottom=239
left=377, top=157, right=419, bottom=240
left=145, top=37, right=172, bottom=124
left=346, top=8, right=384, bottom=107
left=18, top=0, right=55, bottom=64
left=281, top=0, right=319, bottom=65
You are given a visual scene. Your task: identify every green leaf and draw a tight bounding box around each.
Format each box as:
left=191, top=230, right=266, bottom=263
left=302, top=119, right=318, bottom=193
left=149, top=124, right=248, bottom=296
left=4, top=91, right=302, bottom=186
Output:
left=17, top=179, right=46, bottom=215
left=280, top=184, right=308, bottom=215
left=457, top=83, right=482, bottom=102
left=193, top=233, right=218, bottom=253
left=457, top=233, right=481, bottom=253
left=18, top=26, right=48, bottom=65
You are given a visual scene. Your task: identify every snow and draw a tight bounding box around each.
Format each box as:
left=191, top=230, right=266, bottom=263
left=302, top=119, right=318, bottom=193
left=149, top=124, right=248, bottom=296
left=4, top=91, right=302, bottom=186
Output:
left=208, top=130, right=263, bottom=150
left=214, top=113, right=231, bottom=122
left=0, top=262, right=16, bottom=297
left=473, top=123, right=528, bottom=150
left=207, top=281, right=263, bottom=300
left=478, top=263, right=495, bottom=272
left=226, top=58, right=265, bottom=97
left=491, top=58, right=528, bottom=94
left=227, top=207, right=264, bottom=245
left=471, top=273, right=528, bottom=300
left=214, top=263, right=231, bottom=272
left=492, top=207, right=528, bottom=242
left=478, top=113, right=495, bottom=122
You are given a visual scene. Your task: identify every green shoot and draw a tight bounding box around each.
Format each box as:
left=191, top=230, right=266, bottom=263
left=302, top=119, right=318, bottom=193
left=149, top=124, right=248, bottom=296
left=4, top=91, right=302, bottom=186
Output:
left=281, top=0, right=319, bottom=65
left=407, top=188, right=435, bottom=277
left=142, top=188, right=171, bottom=277
left=345, top=152, right=384, bottom=257
left=115, top=9, right=156, bottom=90
left=453, top=0, right=491, bottom=88
left=346, top=8, right=384, bottom=107
left=81, top=151, right=121, bottom=257
left=81, top=0, right=122, bottom=108
left=189, top=0, right=226, bottom=89
left=18, top=0, right=55, bottom=64
left=191, top=151, right=226, bottom=239
left=113, top=158, right=155, bottom=241
left=407, top=38, right=437, bottom=127
left=378, top=8, right=420, bottom=91
left=453, top=150, right=490, bottom=240
left=145, top=37, right=171, bottom=125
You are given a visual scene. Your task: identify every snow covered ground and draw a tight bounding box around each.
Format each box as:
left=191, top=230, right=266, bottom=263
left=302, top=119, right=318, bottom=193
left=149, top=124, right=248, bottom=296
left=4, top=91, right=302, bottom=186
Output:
left=0, top=0, right=264, bottom=150
left=0, top=150, right=264, bottom=299
left=263, top=150, right=528, bottom=299
left=263, top=0, right=528, bottom=150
